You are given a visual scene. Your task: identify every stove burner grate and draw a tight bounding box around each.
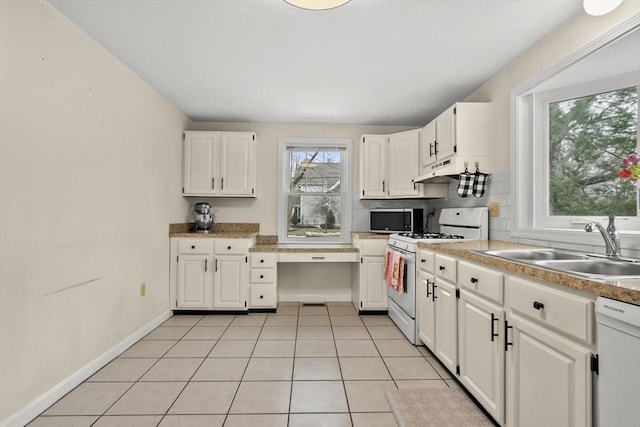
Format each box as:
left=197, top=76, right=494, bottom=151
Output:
left=399, top=232, right=465, bottom=240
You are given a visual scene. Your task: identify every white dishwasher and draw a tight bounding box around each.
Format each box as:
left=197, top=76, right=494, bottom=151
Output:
left=595, top=297, right=640, bottom=427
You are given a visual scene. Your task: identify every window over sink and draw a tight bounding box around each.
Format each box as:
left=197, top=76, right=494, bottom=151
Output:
left=513, top=21, right=640, bottom=241
left=277, top=138, right=352, bottom=244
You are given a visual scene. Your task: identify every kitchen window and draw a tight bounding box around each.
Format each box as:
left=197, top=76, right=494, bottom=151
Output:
left=533, top=79, right=639, bottom=230
left=277, top=138, right=352, bottom=244
left=513, top=22, right=640, bottom=242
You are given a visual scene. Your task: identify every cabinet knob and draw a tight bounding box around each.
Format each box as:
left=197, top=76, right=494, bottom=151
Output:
left=259, top=295, right=264, bottom=299
left=533, top=301, right=545, bottom=310
left=439, top=265, right=445, bottom=271
left=420, top=259, right=425, bottom=263
left=260, top=259, right=265, bottom=263
left=260, top=274, right=264, bottom=279
left=470, top=277, right=478, bottom=284
left=227, top=246, right=232, bottom=250
left=191, top=245, right=195, bottom=249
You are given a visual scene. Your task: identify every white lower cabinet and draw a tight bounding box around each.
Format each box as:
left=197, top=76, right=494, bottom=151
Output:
left=416, top=251, right=596, bottom=427
left=170, top=237, right=253, bottom=311
left=505, top=275, right=595, bottom=427
left=213, top=255, right=247, bottom=310
left=352, top=237, right=388, bottom=311
left=248, top=253, right=278, bottom=309
left=458, top=289, right=504, bottom=424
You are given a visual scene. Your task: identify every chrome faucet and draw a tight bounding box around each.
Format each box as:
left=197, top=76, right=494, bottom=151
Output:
left=585, top=215, right=621, bottom=258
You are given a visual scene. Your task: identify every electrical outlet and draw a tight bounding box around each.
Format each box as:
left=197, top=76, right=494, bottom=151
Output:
left=140, top=282, right=146, bottom=297
left=490, top=202, right=500, bottom=217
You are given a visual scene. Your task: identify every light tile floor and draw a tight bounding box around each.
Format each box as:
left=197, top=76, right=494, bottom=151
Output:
left=29, top=302, right=474, bottom=427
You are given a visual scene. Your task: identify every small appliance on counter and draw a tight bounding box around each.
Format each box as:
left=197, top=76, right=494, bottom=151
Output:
left=193, top=202, right=215, bottom=233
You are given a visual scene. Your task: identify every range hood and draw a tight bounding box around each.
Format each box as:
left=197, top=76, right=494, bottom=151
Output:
left=414, top=156, right=492, bottom=183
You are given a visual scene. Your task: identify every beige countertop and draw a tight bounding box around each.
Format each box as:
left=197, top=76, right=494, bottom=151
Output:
left=351, top=231, right=390, bottom=240
left=169, top=222, right=259, bottom=238
left=419, top=240, right=640, bottom=306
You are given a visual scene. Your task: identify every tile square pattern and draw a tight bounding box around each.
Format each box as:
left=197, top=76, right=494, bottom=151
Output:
left=31, top=303, right=487, bottom=426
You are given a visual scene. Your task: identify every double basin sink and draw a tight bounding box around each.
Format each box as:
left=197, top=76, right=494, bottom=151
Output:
left=475, top=248, right=640, bottom=280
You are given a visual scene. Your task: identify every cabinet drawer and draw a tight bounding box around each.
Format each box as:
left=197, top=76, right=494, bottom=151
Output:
left=250, top=253, right=277, bottom=268
left=214, top=238, right=250, bottom=254
left=360, top=239, right=388, bottom=256
left=418, top=249, right=435, bottom=273
left=458, top=260, right=503, bottom=304
left=177, top=238, right=214, bottom=255
left=506, top=276, right=594, bottom=343
left=248, top=284, right=277, bottom=308
left=435, top=254, right=456, bottom=283
left=277, top=252, right=358, bottom=263
left=250, top=269, right=276, bottom=283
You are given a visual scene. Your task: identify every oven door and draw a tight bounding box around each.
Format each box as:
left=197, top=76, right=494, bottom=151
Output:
left=387, top=246, right=416, bottom=318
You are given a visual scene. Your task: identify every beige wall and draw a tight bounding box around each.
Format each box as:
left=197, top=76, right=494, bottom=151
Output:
left=187, top=122, right=413, bottom=235
left=465, top=1, right=640, bottom=171
left=0, top=1, right=190, bottom=422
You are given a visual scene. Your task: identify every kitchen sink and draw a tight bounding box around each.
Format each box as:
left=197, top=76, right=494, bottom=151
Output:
left=479, top=249, right=590, bottom=261
left=533, top=259, right=640, bottom=279
left=474, top=248, right=640, bottom=279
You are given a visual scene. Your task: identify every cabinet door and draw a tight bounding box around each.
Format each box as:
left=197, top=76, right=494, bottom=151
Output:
left=418, top=272, right=436, bottom=351
left=435, top=105, right=456, bottom=161
left=505, top=313, right=592, bottom=427
left=219, top=132, right=255, bottom=196
left=420, top=120, right=437, bottom=172
left=458, top=290, right=504, bottom=425
left=434, top=279, right=457, bottom=374
left=183, top=132, right=218, bottom=195
left=214, top=255, right=247, bottom=309
left=387, top=130, right=421, bottom=197
left=177, top=254, right=213, bottom=308
left=359, top=256, right=388, bottom=310
left=359, top=135, right=387, bottom=198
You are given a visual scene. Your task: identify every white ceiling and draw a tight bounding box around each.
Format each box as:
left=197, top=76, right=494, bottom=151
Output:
left=49, top=0, right=584, bottom=126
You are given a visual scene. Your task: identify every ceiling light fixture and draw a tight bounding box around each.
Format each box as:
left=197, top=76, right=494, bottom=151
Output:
left=284, top=0, right=351, bottom=11
left=583, top=0, right=624, bottom=16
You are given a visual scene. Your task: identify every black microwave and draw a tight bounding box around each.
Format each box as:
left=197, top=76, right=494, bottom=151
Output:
left=369, top=208, right=424, bottom=234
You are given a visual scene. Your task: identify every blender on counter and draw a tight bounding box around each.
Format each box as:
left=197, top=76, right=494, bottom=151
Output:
left=193, top=202, right=215, bottom=232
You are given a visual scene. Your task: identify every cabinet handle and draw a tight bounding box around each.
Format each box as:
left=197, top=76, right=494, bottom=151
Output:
left=470, top=277, right=478, bottom=284
left=312, top=256, right=325, bottom=260
left=504, top=320, right=513, bottom=351
left=413, top=180, right=417, bottom=191
left=221, top=177, right=224, bottom=190
left=426, top=279, right=431, bottom=298
left=429, top=142, right=434, bottom=157
left=215, top=259, right=218, bottom=272
left=211, top=177, right=215, bottom=189
left=439, top=265, right=445, bottom=271
left=205, top=259, right=208, bottom=272
left=382, top=180, right=385, bottom=192
left=434, top=141, right=439, bottom=155
left=533, top=301, right=545, bottom=310
left=490, top=313, right=499, bottom=342
left=432, top=282, right=437, bottom=302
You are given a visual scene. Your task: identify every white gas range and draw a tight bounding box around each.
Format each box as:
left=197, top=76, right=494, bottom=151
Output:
left=387, top=207, right=489, bottom=344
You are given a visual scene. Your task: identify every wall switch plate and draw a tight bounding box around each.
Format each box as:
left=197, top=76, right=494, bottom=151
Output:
left=490, top=202, right=500, bottom=217
left=140, top=282, right=146, bottom=297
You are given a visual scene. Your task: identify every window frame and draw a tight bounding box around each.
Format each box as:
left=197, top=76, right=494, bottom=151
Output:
left=277, top=137, right=353, bottom=244
left=532, top=75, right=640, bottom=231
left=512, top=18, right=640, bottom=246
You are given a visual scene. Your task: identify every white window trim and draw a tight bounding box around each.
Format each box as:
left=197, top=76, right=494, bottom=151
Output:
left=533, top=73, right=640, bottom=231
left=277, top=137, right=353, bottom=244
left=511, top=16, right=640, bottom=248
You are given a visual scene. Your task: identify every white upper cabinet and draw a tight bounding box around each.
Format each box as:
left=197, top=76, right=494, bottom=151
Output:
left=360, top=131, right=448, bottom=199
left=388, top=129, right=422, bottom=197
left=359, top=134, right=387, bottom=198
left=418, top=102, right=492, bottom=180
left=183, top=131, right=256, bottom=197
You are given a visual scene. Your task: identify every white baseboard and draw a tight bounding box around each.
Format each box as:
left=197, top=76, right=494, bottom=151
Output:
left=1, top=310, right=172, bottom=427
